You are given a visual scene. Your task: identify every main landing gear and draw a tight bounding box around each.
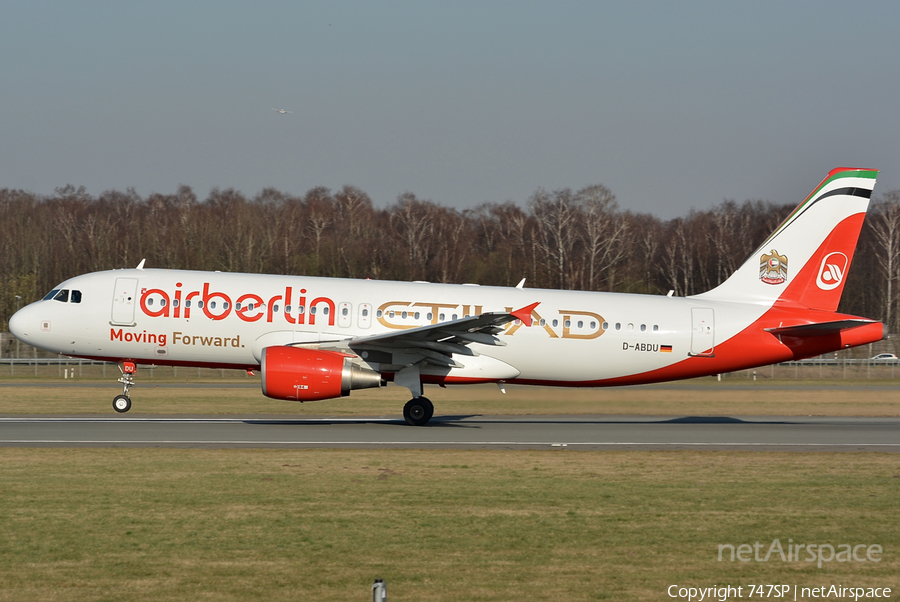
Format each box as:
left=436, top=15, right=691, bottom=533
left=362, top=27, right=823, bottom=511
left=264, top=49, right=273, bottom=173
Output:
left=403, top=397, right=434, bottom=426
left=113, top=361, right=137, bottom=413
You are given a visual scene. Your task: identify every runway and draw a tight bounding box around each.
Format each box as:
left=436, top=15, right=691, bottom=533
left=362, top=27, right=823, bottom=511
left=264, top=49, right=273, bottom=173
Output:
left=1, top=415, right=898, bottom=451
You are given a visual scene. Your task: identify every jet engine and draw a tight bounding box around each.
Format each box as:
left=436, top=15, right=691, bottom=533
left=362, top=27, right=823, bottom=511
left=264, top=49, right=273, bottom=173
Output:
left=260, top=346, right=383, bottom=401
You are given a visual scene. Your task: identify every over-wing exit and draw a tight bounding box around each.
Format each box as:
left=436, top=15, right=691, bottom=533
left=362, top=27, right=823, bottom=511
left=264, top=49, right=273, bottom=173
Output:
left=9, top=168, right=885, bottom=425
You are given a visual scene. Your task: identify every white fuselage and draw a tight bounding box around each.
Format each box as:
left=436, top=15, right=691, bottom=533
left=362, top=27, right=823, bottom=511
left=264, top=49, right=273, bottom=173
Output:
left=13, top=268, right=773, bottom=386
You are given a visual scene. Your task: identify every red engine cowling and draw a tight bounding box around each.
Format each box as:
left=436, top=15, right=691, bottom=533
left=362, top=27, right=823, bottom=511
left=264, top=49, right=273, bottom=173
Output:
left=260, top=346, right=383, bottom=401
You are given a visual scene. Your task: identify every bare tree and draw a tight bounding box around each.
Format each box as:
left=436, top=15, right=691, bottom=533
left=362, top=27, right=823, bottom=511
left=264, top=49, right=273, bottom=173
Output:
left=530, top=188, right=580, bottom=289
left=576, top=184, right=628, bottom=291
left=869, top=192, right=900, bottom=330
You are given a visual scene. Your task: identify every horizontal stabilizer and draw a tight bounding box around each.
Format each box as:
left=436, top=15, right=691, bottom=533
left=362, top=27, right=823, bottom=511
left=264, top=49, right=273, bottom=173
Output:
left=765, top=319, right=878, bottom=337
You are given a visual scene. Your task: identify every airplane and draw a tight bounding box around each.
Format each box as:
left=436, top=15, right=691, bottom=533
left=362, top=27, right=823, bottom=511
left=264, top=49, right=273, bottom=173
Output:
left=271, top=108, right=293, bottom=114
left=8, top=167, right=885, bottom=425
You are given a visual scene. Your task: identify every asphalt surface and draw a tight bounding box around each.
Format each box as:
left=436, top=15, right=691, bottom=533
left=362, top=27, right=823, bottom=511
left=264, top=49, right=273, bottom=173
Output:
left=1, top=415, right=898, bottom=451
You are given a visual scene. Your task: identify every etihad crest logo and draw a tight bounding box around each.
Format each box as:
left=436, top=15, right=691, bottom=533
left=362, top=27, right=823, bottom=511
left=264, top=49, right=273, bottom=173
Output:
left=759, top=250, right=788, bottom=285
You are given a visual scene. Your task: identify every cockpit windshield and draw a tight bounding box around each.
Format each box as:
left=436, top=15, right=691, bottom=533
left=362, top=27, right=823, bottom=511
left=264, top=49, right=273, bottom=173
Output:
left=41, top=289, right=81, bottom=303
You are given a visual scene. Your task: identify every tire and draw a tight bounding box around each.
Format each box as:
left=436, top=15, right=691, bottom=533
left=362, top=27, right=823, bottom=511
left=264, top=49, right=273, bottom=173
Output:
left=403, top=397, right=433, bottom=426
left=113, top=395, right=132, bottom=413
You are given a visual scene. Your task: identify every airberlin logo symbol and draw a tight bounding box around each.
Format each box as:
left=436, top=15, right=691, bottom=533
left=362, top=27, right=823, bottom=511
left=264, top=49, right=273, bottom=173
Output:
left=816, top=252, right=848, bottom=291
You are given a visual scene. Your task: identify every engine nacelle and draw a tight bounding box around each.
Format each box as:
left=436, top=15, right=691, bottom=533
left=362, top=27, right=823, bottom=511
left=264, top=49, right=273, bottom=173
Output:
left=260, top=346, right=383, bottom=401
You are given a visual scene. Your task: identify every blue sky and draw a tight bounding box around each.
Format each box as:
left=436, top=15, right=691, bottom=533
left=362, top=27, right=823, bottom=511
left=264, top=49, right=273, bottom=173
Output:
left=2, top=1, right=898, bottom=218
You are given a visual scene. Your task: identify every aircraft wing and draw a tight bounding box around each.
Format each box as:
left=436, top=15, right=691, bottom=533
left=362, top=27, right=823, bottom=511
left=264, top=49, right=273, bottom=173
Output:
left=316, top=302, right=539, bottom=369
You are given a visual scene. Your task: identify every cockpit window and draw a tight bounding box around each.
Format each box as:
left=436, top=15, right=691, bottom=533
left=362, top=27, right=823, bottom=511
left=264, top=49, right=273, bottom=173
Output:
left=53, top=290, right=70, bottom=303
left=43, top=289, right=60, bottom=301
left=71, top=290, right=82, bottom=303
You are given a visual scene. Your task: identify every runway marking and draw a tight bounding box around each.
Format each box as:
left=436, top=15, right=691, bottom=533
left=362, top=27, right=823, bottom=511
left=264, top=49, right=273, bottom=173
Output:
left=0, top=417, right=398, bottom=423
left=2, top=440, right=899, bottom=447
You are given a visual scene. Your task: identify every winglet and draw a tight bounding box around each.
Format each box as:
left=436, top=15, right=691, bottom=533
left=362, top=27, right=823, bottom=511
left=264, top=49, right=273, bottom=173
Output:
left=511, top=302, right=540, bottom=326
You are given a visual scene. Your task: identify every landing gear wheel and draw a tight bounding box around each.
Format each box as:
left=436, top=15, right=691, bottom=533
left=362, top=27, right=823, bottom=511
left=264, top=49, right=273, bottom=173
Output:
left=113, top=394, right=132, bottom=413
left=403, top=397, right=433, bottom=426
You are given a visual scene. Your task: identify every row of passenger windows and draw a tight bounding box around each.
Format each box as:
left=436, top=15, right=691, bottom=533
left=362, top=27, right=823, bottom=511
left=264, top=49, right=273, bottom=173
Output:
left=136, top=293, right=663, bottom=332
left=42, top=289, right=82, bottom=303
left=144, top=296, right=333, bottom=315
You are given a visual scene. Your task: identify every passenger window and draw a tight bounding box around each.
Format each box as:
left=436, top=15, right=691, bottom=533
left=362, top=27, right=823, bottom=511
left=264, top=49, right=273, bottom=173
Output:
left=362, top=308, right=369, bottom=317
left=54, top=290, right=69, bottom=303
left=452, top=314, right=458, bottom=320
left=235, top=302, right=242, bottom=310
left=323, top=307, right=329, bottom=315
left=210, top=301, right=216, bottom=309
left=342, top=307, right=348, bottom=316
left=615, top=323, right=621, bottom=330
left=43, top=289, right=60, bottom=301
left=223, top=302, right=229, bottom=310
left=401, top=311, right=408, bottom=319
left=298, top=306, right=305, bottom=314
left=577, top=320, right=583, bottom=328
left=427, top=312, right=433, bottom=320
left=439, top=313, right=445, bottom=321
left=414, top=312, right=420, bottom=320
left=160, top=298, right=167, bottom=307
left=71, top=290, right=82, bottom=303
left=197, top=300, right=204, bottom=308
left=565, top=320, right=571, bottom=328
left=173, top=299, right=180, bottom=307
left=377, top=310, right=383, bottom=318
left=590, top=321, right=596, bottom=329
left=641, top=324, right=646, bottom=332
left=653, top=325, right=659, bottom=332
left=185, top=300, right=192, bottom=308
left=602, top=322, right=608, bottom=329
left=273, top=304, right=279, bottom=312
left=147, top=298, right=154, bottom=306
left=311, top=307, right=317, bottom=315
left=539, top=319, right=546, bottom=326
left=552, top=319, right=559, bottom=327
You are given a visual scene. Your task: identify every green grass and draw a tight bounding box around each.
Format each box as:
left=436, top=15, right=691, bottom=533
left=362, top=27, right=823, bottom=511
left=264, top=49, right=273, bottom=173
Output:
left=0, top=449, right=897, bottom=601
left=2, top=381, right=900, bottom=417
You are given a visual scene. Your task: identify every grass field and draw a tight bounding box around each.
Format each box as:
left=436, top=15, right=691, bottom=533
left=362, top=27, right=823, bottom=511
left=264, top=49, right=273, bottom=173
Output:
left=2, top=379, right=900, bottom=417
left=2, top=381, right=898, bottom=600
left=1, top=448, right=897, bottom=601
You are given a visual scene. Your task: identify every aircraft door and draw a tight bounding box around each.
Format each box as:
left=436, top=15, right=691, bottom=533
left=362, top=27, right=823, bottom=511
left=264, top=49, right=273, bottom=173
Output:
left=689, top=307, right=715, bottom=357
left=338, top=302, right=352, bottom=328
left=111, top=278, right=139, bottom=326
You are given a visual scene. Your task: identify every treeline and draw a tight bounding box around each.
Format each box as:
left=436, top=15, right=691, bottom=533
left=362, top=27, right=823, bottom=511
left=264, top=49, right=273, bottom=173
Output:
left=2, top=183, right=900, bottom=330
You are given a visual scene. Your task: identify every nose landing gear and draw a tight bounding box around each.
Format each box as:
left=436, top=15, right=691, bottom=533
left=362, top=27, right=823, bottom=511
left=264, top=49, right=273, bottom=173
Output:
left=113, top=361, right=136, bottom=413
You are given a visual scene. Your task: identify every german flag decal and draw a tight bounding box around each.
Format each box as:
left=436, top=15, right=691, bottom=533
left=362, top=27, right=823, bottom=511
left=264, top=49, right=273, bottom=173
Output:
left=661, top=345, right=673, bottom=353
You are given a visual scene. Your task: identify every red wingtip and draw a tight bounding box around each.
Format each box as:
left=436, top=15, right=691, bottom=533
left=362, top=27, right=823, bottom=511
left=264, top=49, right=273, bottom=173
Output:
left=511, top=302, right=540, bottom=326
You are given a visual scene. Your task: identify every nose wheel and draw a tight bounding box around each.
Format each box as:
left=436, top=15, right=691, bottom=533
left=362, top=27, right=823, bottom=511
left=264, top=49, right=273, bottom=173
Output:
left=403, top=396, right=434, bottom=426
left=113, top=394, right=132, bottom=413
left=113, top=361, right=137, bottom=413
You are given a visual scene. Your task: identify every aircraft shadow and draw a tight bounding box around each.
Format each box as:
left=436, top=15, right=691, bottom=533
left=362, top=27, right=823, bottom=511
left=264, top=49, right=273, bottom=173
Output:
left=244, top=415, right=798, bottom=427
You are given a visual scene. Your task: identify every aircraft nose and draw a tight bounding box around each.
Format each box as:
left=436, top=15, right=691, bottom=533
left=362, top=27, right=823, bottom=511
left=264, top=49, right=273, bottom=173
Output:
left=9, top=306, right=30, bottom=341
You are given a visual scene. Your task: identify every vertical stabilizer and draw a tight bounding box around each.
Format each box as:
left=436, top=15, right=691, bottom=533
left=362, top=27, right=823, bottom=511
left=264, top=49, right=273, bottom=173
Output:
left=694, top=168, right=878, bottom=311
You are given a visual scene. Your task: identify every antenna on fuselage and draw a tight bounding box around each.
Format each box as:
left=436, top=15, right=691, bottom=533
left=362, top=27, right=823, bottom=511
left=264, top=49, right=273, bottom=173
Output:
left=136, top=259, right=146, bottom=270
left=515, top=278, right=526, bottom=289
